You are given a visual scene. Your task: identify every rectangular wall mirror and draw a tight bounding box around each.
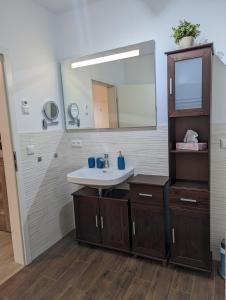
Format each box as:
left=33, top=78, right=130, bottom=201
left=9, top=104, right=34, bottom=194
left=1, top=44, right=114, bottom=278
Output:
left=61, top=40, right=156, bottom=130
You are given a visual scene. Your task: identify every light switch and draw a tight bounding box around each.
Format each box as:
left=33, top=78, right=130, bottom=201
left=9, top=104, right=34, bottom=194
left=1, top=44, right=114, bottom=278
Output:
left=26, top=145, right=35, bottom=155
left=220, top=138, right=226, bottom=149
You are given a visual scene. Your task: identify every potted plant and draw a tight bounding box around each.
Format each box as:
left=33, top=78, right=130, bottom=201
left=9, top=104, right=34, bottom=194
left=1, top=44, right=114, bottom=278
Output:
left=172, top=20, right=200, bottom=48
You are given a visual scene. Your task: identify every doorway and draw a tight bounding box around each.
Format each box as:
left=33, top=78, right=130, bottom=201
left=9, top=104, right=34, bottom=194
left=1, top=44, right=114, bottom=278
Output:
left=92, top=80, right=119, bottom=128
left=0, top=54, right=24, bottom=284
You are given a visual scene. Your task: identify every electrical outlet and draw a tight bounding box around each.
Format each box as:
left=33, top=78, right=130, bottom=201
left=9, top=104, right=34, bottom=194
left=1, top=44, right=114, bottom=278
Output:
left=72, top=140, right=83, bottom=148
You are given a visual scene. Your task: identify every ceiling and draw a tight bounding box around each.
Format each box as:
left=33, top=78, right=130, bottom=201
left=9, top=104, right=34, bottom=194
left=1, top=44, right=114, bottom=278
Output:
left=34, top=0, right=75, bottom=14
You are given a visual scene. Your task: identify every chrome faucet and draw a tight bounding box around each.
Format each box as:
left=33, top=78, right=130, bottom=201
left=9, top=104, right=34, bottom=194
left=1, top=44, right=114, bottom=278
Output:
left=103, top=154, right=110, bottom=168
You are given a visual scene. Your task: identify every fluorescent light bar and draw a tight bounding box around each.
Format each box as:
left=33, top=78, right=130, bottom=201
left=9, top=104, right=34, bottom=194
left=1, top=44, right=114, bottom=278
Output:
left=71, top=49, right=140, bottom=69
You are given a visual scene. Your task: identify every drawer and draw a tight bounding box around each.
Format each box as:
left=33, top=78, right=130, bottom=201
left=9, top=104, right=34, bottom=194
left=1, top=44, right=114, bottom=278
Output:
left=130, top=184, right=163, bottom=206
left=170, top=188, right=209, bottom=210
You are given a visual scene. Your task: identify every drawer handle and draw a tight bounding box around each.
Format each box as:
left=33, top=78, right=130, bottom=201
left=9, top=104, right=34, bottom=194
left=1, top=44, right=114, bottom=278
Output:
left=132, top=221, right=136, bottom=235
left=172, top=228, right=175, bottom=244
left=180, top=198, right=197, bottom=203
left=139, top=193, right=153, bottom=198
left=95, top=215, right=98, bottom=228
left=101, top=216, right=104, bottom=229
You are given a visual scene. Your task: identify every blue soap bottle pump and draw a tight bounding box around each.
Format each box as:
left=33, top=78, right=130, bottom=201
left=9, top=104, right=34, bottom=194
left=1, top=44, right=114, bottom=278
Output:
left=118, top=151, right=125, bottom=170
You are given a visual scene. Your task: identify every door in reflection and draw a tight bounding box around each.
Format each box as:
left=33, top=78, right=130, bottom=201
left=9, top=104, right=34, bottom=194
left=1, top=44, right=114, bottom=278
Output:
left=92, top=80, right=118, bottom=128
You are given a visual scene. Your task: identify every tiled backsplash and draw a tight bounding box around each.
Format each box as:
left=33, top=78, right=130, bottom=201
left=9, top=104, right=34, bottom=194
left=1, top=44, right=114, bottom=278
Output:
left=19, top=124, right=226, bottom=261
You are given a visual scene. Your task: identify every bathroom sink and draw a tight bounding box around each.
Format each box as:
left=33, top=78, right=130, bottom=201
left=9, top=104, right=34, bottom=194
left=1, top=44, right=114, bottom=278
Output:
left=67, top=166, right=134, bottom=188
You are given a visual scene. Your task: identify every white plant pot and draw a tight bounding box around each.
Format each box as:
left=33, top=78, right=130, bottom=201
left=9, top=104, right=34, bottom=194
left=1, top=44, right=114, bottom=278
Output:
left=178, top=36, right=194, bottom=48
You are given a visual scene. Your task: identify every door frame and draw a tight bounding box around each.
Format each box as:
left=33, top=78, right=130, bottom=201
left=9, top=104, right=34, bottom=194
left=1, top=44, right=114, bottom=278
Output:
left=0, top=50, right=31, bottom=265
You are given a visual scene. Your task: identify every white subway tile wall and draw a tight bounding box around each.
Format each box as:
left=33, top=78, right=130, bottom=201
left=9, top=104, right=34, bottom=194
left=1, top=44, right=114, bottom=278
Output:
left=19, top=124, right=226, bottom=260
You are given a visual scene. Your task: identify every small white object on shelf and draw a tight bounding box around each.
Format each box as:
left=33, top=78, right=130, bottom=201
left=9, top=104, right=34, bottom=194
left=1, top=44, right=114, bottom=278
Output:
left=184, top=129, right=198, bottom=143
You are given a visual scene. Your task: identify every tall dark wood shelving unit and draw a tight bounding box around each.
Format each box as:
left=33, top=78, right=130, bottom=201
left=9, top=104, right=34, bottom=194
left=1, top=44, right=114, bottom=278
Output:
left=165, top=43, right=213, bottom=273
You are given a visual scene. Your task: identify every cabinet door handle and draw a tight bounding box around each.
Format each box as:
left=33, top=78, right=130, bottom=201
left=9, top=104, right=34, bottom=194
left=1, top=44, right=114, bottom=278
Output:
left=132, top=221, right=136, bottom=235
left=101, top=216, right=104, bottom=229
left=172, top=228, right=175, bottom=244
left=169, top=78, right=173, bottom=95
left=180, top=198, right=197, bottom=203
left=139, top=193, right=153, bottom=198
left=95, top=215, right=98, bottom=228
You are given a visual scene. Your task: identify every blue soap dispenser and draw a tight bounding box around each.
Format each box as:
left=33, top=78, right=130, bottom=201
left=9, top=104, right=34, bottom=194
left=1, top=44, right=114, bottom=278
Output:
left=118, top=151, right=125, bottom=170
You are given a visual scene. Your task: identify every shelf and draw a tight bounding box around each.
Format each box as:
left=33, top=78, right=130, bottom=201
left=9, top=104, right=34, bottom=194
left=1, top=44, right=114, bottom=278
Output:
left=169, top=112, right=210, bottom=118
left=170, top=149, right=208, bottom=154
left=171, top=180, right=209, bottom=192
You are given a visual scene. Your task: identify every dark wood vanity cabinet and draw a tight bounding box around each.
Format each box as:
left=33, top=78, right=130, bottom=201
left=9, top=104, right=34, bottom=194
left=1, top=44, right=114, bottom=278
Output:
left=73, top=188, right=130, bottom=251
left=166, top=44, right=213, bottom=273
left=74, top=190, right=101, bottom=244
left=170, top=206, right=211, bottom=271
left=128, top=175, right=169, bottom=261
left=100, top=195, right=130, bottom=250
left=131, top=203, right=165, bottom=259
left=166, top=43, right=212, bottom=118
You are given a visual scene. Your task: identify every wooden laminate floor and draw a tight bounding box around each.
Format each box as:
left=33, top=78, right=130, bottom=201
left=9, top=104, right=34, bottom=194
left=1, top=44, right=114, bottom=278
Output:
left=0, top=231, right=22, bottom=285
left=0, top=232, right=225, bottom=300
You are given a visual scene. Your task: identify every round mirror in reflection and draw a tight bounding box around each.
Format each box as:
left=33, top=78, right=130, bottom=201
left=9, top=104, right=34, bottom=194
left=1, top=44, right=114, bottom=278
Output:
left=68, top=103, right=79, bottom=120
left=43, top=101, right=59, bottom=121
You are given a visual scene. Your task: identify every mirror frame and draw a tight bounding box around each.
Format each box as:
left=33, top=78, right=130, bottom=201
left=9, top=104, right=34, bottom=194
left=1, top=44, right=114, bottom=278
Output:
left=43, top=101, right=59, bottom=121
left=61, top=40, right=157, bottom=132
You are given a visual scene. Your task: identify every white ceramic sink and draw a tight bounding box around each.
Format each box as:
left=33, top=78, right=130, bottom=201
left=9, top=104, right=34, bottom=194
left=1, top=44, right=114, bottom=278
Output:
left=67, top=166, right=134, bottom=188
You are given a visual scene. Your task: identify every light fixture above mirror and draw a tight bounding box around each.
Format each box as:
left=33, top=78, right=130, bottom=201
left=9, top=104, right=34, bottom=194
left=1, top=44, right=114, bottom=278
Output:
left=71, top=49, right=140, bottom=69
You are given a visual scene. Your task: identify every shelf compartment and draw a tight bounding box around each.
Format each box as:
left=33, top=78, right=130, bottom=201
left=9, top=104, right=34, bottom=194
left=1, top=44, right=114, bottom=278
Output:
left=174, top=153, right=209, bottom=182
left=170, top=149, right=208, bottom=154
left=170, top=180, right=209, bottom=192
left=169, top=116, right=210, bottom=148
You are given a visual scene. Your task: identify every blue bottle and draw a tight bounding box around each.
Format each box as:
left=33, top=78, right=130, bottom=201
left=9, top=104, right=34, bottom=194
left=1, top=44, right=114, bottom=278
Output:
left=96, top=157, right=104, bottom=169
left=118, top=151, right=125, bottom=170
left=88, top=157, right=95, bottom=168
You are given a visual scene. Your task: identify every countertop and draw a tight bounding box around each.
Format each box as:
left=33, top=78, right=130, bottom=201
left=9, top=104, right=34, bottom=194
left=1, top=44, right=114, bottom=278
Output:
left=128, top=174, right=169, bottom=187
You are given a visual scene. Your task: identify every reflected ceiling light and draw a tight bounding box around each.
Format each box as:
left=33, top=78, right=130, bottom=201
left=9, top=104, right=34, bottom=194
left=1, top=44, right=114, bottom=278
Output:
left=71, top=49, right=140, bottom=69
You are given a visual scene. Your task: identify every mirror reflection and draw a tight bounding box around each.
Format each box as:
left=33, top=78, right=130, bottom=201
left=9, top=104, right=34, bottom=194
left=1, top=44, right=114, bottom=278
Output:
left=43, top=101, right=59, bottom=120
left=61, top=41, right=156, bottom=130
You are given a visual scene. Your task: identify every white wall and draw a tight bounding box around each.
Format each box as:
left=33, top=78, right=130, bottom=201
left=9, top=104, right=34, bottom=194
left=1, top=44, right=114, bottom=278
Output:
left=212, top=56, right=226, bottom=124
left=0, top=0, right=67, bottom=263
left=0, top=0, right=63, bottom=133
left=56, top=0, right=226, bottom=126
left=117, top=84, right=156, bottom=127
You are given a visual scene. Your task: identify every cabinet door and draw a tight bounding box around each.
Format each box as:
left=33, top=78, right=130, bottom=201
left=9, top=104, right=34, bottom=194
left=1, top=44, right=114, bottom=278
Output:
left=100, top=198, right=130, bottom=250
left=170, top=207, right=211, bottom=271
left=74, top=195, right=101, bottom=244
left=168, top=47, right=212, bottom=117
left=131, top=203, right=165, bottom=258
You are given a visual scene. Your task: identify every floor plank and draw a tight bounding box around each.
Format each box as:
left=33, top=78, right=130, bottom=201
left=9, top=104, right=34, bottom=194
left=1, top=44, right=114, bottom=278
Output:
left=0, top=231, right=22, bottom=285
left=214, top=262, right=225, bottom=300
left=191, top=272, right=214, bottom=300
left=145, top=264, right=176, bottom=300
left=123, top=277, right=151, bottom=300
left=0, top=233, right=224, bottom=300
left=167, top=289, right=191, bottom=300
left=171, top=267, right=194, bottom=294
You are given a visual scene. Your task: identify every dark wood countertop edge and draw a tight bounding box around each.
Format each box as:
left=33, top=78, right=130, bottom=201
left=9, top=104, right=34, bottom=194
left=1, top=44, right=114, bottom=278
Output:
left=127, top=175, right=169, bottom=187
